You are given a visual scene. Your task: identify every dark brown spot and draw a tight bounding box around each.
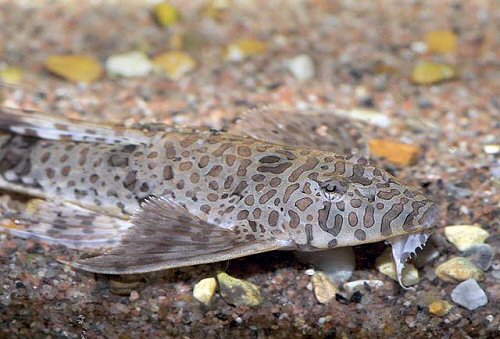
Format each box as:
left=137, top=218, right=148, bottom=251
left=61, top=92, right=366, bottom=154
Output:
left=354, top=229, right=366, bottom=240
left=89, top=174, right=99, bottom=183
left=213, top=143, right=232, bottom=156
left=163, top=165, right=174, bottom=180
left=259, top=155, right=280, bottom=163
left=380, top=198, right=407, bottom=236
left=268, top=210, right=279, bottom=227
left=318, top=201, right=331, bottom=231
left=179, top=161, right=193, bottom=171
left=225, top=154, right=236, bottom=166
left=237, top=146, right=251, bottom=157
left=140, top=182, right=150, bottom=192
left=207, top=193, right=218, bottom=202
left=164, top=142, right=176, bottom=159
left=295, top=197, right=313, bottom=211
left=259, top=189, right=277, bottom=204
left=350, top=199, right=362, bottom=208
left=60, top=166, right=71, bottom=176
left=284, top=183, right=300, bottom=203
left=288, top=157, right=319, bottom=182
left=190, top=172, right=200, bottom=183
left=363, top=205, right=375, bottom=228
left=377, top=189, right=401, bottom=200
left=123, top=171, right=137, bottom=191
left=257, top=162, right=293, bottom=174
left=207, top=165, right=223, bottom=177
left=209, top=181, right=219, bottom=190
left=270, top=177, right=281, bottom=187
left=40, top=152, right=51, bottom=163
left=237, top=210, right=249, bottom=220
left=78, top=148, right=90, bottom=166
left=237, top=159, right=252, bottom=176
left=224, top=176, right=234, bottom=189
left=244, top=195, right=255, bottom=206
left=46, top=168, right=55, bottom=179
left=288, top=210, right=300, bottom=229
left=251, top=174, right=265, bottom=182
left=348, top=212, right=358, bottom=226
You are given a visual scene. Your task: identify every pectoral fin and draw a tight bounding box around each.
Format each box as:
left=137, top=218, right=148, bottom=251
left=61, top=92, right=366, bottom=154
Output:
left=72, top=196, right=284, bottom=274
left=234, top=106, right=369, bottom=156
left=0, top=198, right=130, bottom=249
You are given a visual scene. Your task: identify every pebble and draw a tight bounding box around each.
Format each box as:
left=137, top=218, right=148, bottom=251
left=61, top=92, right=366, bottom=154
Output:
left=154, top=2, right=181, bottom=27
left=192, top=277, right=217, bottom=305
left=375, top=248, right=420, bottom=286
left=225, top=39, right=267, bottom=62
left=287, top=54, right=315, bottom=81
left=342, top=280, right=383, bottom=296
left=483, top=144, right=500, bottom=154
left=0, top=66, right=24, bottom=84
left=411, top=61, right=456, bottom=85
left=426, top=30, right=457, bottom=54
left=428, top=300, right=452, bottom=316
left=338, top=108, right=392, bottom=128
left=44, top=55, right=102, bottom=83
left=435, top=257, right=484, bottom=283
left=129, top=291, right=139, bottom=302
left=369, top=139, right=421, bottom=166
left=451, top=279, right=488, bottom=310
left=109, top=277, right=142, bottom=296
left=105, top=51, right=153, bottom=77
left=444, top=225, right=489, bottom=251
left=462, top=244, right=494, bottom=271
left=153, top=51, right=197, bottom=80
left=216, top=272, right=261, bottom=307
left=295, top=247, right=354, bottom=283
left=311, top=271, right=339, bottom=304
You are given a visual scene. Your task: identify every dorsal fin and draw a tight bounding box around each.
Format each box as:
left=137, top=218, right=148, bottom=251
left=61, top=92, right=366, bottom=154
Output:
left=233, top=106, right=369, bottom=156
left=0, top=106, right=152, bottom=145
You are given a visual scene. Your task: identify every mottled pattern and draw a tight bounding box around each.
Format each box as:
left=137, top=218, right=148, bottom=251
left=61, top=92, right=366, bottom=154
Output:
left=0, top=108, right=440, bottom=274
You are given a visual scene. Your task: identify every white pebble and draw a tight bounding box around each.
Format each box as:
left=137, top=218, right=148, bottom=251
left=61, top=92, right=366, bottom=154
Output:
left=295, top=247, right=355, bottom=283
left=288, top=54, right=315, bottom=81
left=451, top=279, right=488, bottom=310
left=105, top=51, right=153, bottom=77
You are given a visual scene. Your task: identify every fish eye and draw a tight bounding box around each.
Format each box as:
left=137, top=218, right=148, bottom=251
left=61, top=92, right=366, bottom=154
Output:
left=320, top=179, right=347, bottom=202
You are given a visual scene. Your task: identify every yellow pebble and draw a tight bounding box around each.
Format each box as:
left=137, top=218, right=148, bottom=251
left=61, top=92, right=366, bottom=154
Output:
left=435, top=257, right=484, bottom=283
left=428, top=300, right=452, bottom=316
left=153, top=51, right=197, bottom=80
left=154, top=2, right=181, bottom=27
left=225, top=39, right=267, bottom=61
left=369, top=139, right=420, bottom=166
left=44, top=55, right=102, bottom=83
left=426, top=30, right=457, bottom=54
left=411, top=61, right=456, bottom=85
left=312, top=271, right=339, bottom=304
left=193, top=277, right=217, bottom=305
left=0, top=66, right=24, bottom=84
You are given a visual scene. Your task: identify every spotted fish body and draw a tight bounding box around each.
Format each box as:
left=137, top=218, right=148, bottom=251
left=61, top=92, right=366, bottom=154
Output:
left=0, top=107, right=440, bottom=284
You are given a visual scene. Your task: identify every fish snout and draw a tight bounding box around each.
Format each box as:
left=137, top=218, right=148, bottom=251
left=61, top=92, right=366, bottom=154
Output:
left=420, top=203, right=441, bottom=229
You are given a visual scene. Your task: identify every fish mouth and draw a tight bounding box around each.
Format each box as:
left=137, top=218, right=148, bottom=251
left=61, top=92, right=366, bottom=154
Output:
left=386, top=204, right=440, bottom=288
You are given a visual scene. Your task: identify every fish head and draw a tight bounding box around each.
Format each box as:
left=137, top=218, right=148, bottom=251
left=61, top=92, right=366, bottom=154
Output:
left=296, top=154, right=440, bottom=287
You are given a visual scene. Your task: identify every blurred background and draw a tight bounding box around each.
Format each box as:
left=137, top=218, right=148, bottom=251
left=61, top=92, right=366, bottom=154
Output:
left=0, top=0, right=498, bottom=337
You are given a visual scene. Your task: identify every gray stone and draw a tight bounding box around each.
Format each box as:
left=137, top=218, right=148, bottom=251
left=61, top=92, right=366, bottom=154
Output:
left=463, top=244, right=494, bottom=271
left=451, top=279, right=488, bottom=310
